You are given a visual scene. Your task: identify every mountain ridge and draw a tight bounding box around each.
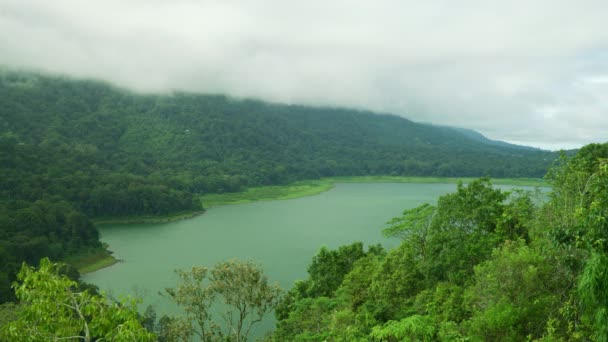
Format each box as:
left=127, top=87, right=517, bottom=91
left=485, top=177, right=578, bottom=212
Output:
left=1, top=70, right=556, bottom=189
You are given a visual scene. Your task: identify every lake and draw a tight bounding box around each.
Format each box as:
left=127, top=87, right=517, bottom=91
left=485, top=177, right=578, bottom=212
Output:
left=83, top=182, right=538, bottom=338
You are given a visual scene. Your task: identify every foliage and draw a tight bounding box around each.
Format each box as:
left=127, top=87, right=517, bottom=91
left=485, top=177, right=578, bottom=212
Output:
left=0, top=302, right=20, bottom=329
left=0, top=200, right=101, bottom=302
left=273, top=146, right=608, bottom=341
left=369, top=315, right=436, bottom=341
left=273, top=243, right=385, bottom=340
left=545, top=144, right=608, bottom=340
left=306, top=242, right=374, bottom=298
left=367, top=243, right=424, bottom=320
left=274, top=297, right=338, bottom=341
left=164, top=259, right=282, bottom=342
left=212, top=260, right=283, bottom=341
left=464, top=240, right=565, bottom=341
left=0, top=258, right=155, bottom=341
left=424, top=178, right=507, bottom=284
left=164, top=266, right=216, bottom=341
left=274, top=180, right=518, bottom=340
left=576, top=160, right=608, bottom=340
left=413, top=282, right=466, bottom=325
left=200, top=179, right=334, bottom=207
left=383, top=203, right=436, bottom=242
left=6, top=69, right=607, bottom=340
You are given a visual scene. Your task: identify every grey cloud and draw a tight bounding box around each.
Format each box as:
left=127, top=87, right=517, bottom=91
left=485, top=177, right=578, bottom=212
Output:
left=1, top=0, right=608, bottom=150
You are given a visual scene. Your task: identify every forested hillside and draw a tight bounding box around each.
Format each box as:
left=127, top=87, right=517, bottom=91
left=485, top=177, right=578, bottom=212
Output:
left=1, top=71, right=556, bottom=215
left=274, top=143, right=608, bottom=341
left=1, top=71, right=554, bottom=194
left=0, top=70, right=557, bottom=304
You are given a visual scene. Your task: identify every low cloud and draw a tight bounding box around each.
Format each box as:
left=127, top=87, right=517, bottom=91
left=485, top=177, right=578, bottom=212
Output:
left=1, top=0, right=607, bottom=150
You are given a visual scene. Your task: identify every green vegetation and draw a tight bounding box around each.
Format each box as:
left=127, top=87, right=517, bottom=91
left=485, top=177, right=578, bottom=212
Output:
left=2, top=144, right=605, bottom=340
left=160, top=260, right=282, bottom=341
left=75, top=255, right=118, bottom=275
left=272, top=143, right=608, bottom=341
left=0, top=303, right=20, bottom=329
left=2, top=69, right=585, bottom=339
left=4, top=257, right=280, bottom=341
left=328, top=175, right=548, bottom=187
left=64, top=246, right=119, bottom=274
left=0, top=70, right=558, bottom=296
left=92, top=210, right=205, bottom=225
left=0, top=200, right=101, bottom=302
left=201, top=180, right=334, bottom=207
left=202, top=177, right=546, bottom=208
left=0, top=258, right=155, bottom=341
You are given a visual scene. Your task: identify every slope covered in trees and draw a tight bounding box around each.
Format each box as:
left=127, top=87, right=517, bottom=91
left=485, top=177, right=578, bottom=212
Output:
left=0, top=70, right=558, bottom=305
left=274, top=143, right=608, bottom=341
left=1, top=71, right=555, bottom=203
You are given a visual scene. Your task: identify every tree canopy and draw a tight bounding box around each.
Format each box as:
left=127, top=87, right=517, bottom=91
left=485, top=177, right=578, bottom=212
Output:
left=0, top=258, right=155, bottom=342
left=273, top=143, right=608, bottom=341
left=162, top=259, right=281, bottom=342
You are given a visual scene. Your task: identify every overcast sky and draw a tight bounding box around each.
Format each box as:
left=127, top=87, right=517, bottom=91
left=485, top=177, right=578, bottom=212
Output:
left=1, top=0, right=607, bottom=150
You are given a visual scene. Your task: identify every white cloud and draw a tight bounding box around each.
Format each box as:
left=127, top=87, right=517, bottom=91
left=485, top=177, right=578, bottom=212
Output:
left=1, top=0, right=607, bottom=150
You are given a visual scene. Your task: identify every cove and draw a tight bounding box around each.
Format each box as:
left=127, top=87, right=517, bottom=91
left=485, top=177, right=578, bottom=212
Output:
left=82, top=182, right=537, bottom=337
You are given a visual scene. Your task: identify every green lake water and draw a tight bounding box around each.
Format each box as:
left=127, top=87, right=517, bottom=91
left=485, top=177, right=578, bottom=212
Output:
left=83, top=182, right=538, bottom=339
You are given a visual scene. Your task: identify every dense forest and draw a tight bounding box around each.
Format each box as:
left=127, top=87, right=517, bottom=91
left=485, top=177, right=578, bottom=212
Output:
left=2, top=143, right=607, bottom=341
left=1, top=71, right=557, bottom=218
left=0, top=70, right=559, bottom=305
left=272, top=143, right=608, bottom=341
left=1, top=71, right=558, bottom=211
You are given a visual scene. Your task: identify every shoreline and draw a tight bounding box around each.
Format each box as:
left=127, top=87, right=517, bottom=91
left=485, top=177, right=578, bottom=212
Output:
left=200, top=179, right=335, bottom=207
left=78, top=254, right=119, bottom=275
left=66, top=246, right=120, bottom=275
left=200, top=176, right=547, bottom=208
left=326, top=176, right=548, bottom=187
left=92, top=210, right=205, bottom=226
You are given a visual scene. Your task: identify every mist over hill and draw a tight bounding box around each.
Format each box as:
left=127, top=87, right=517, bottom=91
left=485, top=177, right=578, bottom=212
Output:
left=1, top=71, right=555, bottom=188
left=0, top=70, right=557, bottom=302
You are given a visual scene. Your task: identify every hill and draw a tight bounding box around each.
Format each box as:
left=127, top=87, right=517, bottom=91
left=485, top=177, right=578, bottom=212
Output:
left=0, top=70, right=557, bottom=301
left=2, top=71, right=554, bottom=182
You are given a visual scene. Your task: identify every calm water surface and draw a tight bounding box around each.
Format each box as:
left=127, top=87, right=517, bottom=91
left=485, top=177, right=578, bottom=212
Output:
left=83, top=182, right=533, bottom=338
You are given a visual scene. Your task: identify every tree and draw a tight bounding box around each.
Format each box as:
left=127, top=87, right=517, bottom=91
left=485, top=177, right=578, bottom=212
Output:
left=464, top=240, right=565, bottom=341
left=164, top=259, right=282, bottom=342
left=273, top=297, right=337, bottom=341
left=424, top=178, right=507, bottom=284
left=575, top=158, right=608, bottom=340
left=163, top=266, right=216, bottom=341
left=383, top=203, right=436, bottom=261
left=369, top=315, right=436, bottom=342
left=0, top=258, right=155, bottom=342
left=306, top=243, right=372, bottom=298
left=368, top=243, right=424, bottom=320
left=544, top=144, right=608, bottom=339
